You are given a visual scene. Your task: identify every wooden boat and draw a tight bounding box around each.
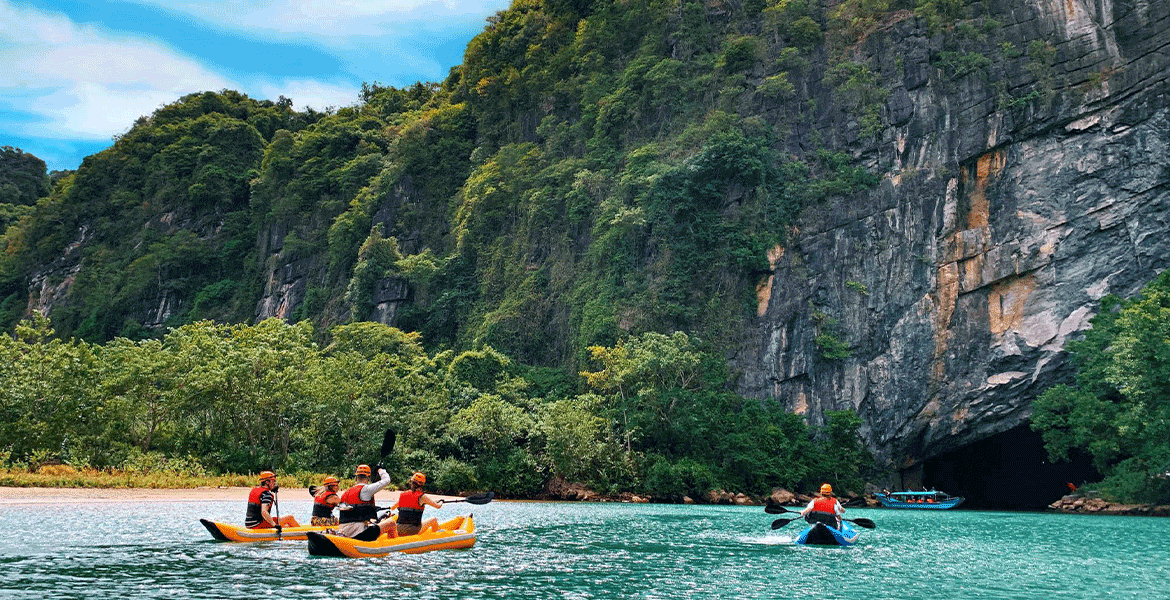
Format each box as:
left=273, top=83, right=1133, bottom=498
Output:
left=306, top=515, right=476, bottom=558
left=200, top=519, right=331, bottom=542
left=875, top=490, right=965, bottom=509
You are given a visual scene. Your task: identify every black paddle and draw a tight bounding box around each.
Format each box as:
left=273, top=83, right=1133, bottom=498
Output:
left=439, top=491, right=495, bottom=505
left=771, top=515, right=876, bottom=529
left=309, top=429, right=396, bottom=496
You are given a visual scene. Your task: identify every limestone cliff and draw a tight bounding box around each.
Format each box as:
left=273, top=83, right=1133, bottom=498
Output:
left=740, top=0, right=1170, bottom=472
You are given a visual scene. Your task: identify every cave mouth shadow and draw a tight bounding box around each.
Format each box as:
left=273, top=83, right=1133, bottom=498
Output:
left=920, top=424, right=1099, bottom=510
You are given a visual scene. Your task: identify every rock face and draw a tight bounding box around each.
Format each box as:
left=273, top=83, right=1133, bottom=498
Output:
left=739, top=0, right=1170, bottom=473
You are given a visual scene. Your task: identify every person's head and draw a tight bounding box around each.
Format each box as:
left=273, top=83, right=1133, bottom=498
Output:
left=355, top=464, right=371, bottom=483
left=819, top=483, right=834, bottom=497
left=322, top=476, right=340, bottom=491
left=259, top=471, right=276, bottom=489
left=410, top=471, right=426, bottom=490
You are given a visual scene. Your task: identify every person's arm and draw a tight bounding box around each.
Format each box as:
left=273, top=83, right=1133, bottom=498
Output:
left=835, top=501, right=845, bottom=516
left=359, top=469, right=394, bottom=501
left=799, top=499, right=815, bottom=515
left=260, top=490, right=277, bottom=526
left=420, top=493, right=442, bottom=510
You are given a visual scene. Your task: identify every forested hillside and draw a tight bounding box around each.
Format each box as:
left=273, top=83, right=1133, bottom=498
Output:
left=1, top=0, right=883, bottom=361
left=4, top=0, right=1169, bottom=503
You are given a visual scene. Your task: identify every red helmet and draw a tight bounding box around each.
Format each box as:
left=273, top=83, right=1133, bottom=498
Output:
left=355, top=465, right=372, bottom=477
left=322, top=476, right=340, bottom=486
left=259, top=470, right=276, bottom=483
left=411, top=472, right=426, bottom=485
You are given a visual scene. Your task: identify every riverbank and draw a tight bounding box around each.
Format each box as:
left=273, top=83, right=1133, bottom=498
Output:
left=0, top=486, right=467, bottom=505
left=1047, top=494, right=1170, bottom=516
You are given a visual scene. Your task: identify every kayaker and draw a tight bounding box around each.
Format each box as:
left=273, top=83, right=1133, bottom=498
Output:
left=310, top=476, right=342, bottom=526
left=799, top=483, right=845, bottom=529
left=391, top=471, right=443, bottom=536
left=336, top=464, right=398, bottom=539
left=245, top=471, right=302, bottom=529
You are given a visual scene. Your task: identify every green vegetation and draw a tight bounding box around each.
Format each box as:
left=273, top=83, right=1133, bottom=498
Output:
left=1, top=317, right=871, bottom=498
left=1031, top=271, right=1170, bottom=504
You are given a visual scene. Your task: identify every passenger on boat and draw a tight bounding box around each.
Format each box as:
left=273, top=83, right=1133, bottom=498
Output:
left=310, top=476, right=341, bottom=526
left=245, top=471, right=302, bottom=529
left=799, top=483, right=844, bottom=529
left=336, top=464, right=398, bottom=539
left=392, top=471, right=443, bottom=536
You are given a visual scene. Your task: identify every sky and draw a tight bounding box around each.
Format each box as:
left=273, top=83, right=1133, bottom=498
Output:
left=0, top=0, right=512, bottom=172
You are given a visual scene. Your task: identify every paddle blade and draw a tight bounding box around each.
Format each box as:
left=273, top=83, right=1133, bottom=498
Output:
left=465, top=491, right=495, bottom=505
left=771, top=517, right=798, bottom=530
left=764, top=504, right=795, bottom=515
left=848, top=517, right=876, bottom=529
left=308, top=485, right=318, bottom=497
left=380, top=429, right=397, bottom=458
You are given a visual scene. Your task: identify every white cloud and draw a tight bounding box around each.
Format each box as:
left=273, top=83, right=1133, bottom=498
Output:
left=256, top=78, right=360, bottom=111
left=0, top=1, right=232, bottom=139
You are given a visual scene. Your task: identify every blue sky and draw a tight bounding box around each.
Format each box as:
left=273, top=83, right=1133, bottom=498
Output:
left=0, top=0, right=512, bottom=172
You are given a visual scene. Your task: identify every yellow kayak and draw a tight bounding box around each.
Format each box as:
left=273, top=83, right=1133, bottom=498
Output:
left=306, top=515, right=476, bottom=558
left=200, top=519, right=331, bottom=542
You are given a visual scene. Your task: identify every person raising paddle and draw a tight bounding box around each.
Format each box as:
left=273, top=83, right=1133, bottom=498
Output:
left=799, top=483, right=845, bottom=529
left=392, top=471, right=443, bottom=536
left=336, top=464, right=397, bottom=539
left=245, top=471, right=301, bottom=530
left=310, top=476, right=341, bottom=526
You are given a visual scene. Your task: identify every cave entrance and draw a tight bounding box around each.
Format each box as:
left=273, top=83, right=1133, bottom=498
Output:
left=918, top=424, right=1099, bottom=510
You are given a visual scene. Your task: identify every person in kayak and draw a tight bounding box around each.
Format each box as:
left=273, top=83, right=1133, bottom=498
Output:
left=799, top=483, right=845, bottom=529
left=310, top=476, right=341, bottom=526
left=245, top=471, right=302, bottom=529
left=336, top=464, right=398, bottom=539
left=392, top=471, right=443, bottom=536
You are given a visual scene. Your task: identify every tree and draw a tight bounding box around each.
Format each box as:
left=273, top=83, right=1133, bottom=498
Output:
left=1032, top=271, right=1170, bottom=503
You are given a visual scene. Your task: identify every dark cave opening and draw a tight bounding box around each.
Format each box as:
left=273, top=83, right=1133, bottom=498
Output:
left=919, top=424, right=1100, bottom=510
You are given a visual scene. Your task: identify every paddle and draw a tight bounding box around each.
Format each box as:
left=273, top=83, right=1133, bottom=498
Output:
left=439, top=491, right=495, bottom=505
left=309, top=429, right=396, bottom=496
left=272, top=484, right=283, bottom=540
left=772, top=515, right=876, bottom=530
left=765, top=505, right=875, bottom=529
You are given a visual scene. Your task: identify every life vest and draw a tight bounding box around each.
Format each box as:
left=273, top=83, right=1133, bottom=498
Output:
left=338, top=484, right=378, bottom=523
left=811, top=496, right=838, bottom=514
left=312, top=489, right=338, bottom=519
left=245, top=486, right=273, bottom=528
left=396, top=489, right=425, bottom=526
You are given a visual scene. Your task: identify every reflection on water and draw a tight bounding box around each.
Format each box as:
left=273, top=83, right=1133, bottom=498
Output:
left=0, top=500, right=1165, bottom=599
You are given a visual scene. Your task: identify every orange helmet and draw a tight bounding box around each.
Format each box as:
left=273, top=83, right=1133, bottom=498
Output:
left=820, top=483, right=834, bottom=496
left=322, top=476, right=340, bottom=486
left=355, top=464, right=372, bottom=477
left=411, top=472, right=426, bottom=485
left=259, top=470, right=276, bottom=483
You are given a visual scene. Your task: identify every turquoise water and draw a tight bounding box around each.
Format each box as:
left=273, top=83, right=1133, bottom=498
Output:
left=1, top=500, right=1167, bottom=599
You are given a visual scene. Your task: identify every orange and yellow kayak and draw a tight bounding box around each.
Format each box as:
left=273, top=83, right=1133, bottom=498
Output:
left=306, top=515, right=476, bottom=558
left=200, top=519, right=331, bottom=542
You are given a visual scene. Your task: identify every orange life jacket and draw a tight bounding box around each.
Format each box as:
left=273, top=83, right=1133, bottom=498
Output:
left=338, top=484, right=377, bottom=523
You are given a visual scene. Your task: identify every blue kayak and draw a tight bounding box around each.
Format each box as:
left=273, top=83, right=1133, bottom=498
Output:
left=796, top=521, right=860, bottom=546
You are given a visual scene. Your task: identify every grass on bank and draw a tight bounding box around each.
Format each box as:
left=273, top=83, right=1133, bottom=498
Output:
left=0, top=464, right=329, bottom=489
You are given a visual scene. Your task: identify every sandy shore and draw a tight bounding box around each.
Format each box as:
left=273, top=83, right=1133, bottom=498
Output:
left=0, top=487, right=465, bottom=505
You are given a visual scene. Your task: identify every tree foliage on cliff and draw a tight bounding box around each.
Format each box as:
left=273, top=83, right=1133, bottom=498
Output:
left=1032, top=271, right=1170, bottom=504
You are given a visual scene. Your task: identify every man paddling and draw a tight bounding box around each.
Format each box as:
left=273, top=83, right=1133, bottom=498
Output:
left=245, top=471, right=301, bottom=530
left=336, top=464, right=398, bottom=539
left=799, top=483, right=845, bottom=529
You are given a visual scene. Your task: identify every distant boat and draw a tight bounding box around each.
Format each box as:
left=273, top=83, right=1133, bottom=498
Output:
left=875, top=490, right=965, bottom=509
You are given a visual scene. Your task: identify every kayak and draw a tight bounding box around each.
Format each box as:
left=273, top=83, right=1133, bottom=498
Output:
left=306, top=515, right=476, bottom=558
left=796, top=521, right=860, bottom=547
left=200, top=519, right=331, bottom=542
